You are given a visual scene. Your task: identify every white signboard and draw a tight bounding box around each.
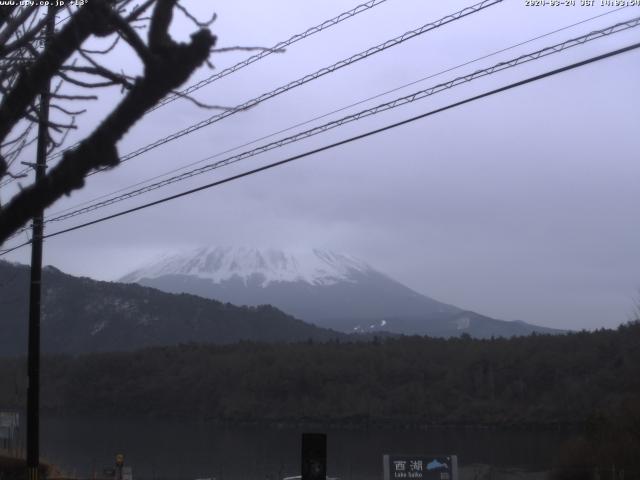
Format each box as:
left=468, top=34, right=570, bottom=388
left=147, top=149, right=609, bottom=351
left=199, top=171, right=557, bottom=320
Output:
left=383, top=455, right=458, bottom=480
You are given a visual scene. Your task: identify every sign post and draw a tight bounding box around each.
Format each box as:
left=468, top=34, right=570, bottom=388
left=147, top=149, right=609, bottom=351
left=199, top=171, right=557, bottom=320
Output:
left=115, top=454, right=124, bottom=480
left=383, top=455, right=458, bottom=480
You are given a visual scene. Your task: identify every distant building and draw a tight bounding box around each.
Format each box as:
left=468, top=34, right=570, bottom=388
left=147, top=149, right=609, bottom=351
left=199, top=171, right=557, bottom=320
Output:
left=0, top=411, right=19, bottom=452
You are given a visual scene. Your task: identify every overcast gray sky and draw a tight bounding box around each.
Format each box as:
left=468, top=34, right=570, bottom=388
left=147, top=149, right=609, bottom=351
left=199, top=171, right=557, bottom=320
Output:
left=2, top=0, right=639, bottom=330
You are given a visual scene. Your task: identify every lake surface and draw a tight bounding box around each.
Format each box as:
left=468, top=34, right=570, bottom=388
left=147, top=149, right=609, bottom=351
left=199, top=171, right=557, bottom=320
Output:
left=31, top=416, right=573, bottom=480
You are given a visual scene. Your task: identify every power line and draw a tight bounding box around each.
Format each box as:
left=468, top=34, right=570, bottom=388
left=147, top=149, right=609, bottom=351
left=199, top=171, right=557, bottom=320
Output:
left=37, top=16, right=640, bottom=227
left=0, top=171, right=25, bottom=188
left=2, top=39, right=638, bottom=256
left=17, top=0, right=503, bottom=184
left=151, top=0, right=393, bottom=112
left=2, top=0, right=505, bottom=241
left=0, top=0, right=393, bottom=187
left=84, top=0, right=502, bottom=176
left=43, top=6, right=630, bottom=220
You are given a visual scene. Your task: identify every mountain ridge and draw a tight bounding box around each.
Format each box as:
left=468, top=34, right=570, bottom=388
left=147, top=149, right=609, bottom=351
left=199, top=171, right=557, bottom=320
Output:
left=121, top=246, right=563, bottom=338
left=0, top=260, right=349, bottom=356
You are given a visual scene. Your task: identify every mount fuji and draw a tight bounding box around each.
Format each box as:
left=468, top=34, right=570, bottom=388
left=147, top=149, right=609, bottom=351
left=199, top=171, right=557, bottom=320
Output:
left=121, top=246, right=561, bottom=338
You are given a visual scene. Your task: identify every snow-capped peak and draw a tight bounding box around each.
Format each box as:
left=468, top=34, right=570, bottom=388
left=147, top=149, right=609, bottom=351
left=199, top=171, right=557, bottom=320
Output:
left=122, top=246, right=374, bottom=287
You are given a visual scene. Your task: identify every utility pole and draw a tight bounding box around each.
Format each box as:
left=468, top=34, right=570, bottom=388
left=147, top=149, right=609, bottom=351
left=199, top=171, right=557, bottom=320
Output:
left=26, top=9, right=54, bottom=480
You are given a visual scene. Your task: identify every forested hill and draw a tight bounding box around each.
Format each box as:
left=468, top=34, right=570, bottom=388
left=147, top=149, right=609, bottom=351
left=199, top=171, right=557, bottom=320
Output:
left=1, top=322, right=638, bottom=427
left=0, top=260, right=346, bottom=355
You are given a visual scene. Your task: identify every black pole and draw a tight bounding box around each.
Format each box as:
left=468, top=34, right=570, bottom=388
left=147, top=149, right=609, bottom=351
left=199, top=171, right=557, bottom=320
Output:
left=301, top=433, right=326, bottom=480
left=26, top=9, right=54, bottom=480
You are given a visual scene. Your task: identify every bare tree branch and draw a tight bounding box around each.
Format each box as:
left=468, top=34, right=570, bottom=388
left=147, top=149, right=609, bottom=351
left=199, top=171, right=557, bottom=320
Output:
left=55, top=70, right=126, bottom=89
left=50, top=104, right=86, bottom=116
left=50, top=93, right=99, bottom=101
left=211, top=46, right=285, bottom=54
left=0, top=1, right=114, bottom=143
left=47, top=115, right=76, bottom=154
left=168, top=89, right=231, bottom=110
left=124, top=0, right=156, bottom=22
left=1, top=8, right=57, bottom=56
left=148, top=0, right=174, bottom=51
left=3, top=170, right=28, bottom=180
left=110, top=12, right=154, bottom=64
left=80, top=35, right=120, bottom=55
left=0, top=5, right=37, bottom=48
left=176, top=2, right=216, bottom=28
left=0, top=0, right=216, bottom=243
left=0, top=5, right=18, bottom=29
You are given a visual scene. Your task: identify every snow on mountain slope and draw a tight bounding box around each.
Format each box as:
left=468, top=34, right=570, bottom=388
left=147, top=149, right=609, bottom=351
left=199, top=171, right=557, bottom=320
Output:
left=120, top=245, right=461, bottom=327
left=120, top=246, right=564, bottom=338
left=122, top=246, right=374, bottom=287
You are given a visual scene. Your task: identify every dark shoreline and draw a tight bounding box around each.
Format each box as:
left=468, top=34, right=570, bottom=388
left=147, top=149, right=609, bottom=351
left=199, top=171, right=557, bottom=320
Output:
left=37, top=410, right=584, bottom=433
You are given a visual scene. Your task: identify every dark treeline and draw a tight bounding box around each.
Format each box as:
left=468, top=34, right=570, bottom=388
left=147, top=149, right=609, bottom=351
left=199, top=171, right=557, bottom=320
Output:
left=1, top=322, right=639, bottom=428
